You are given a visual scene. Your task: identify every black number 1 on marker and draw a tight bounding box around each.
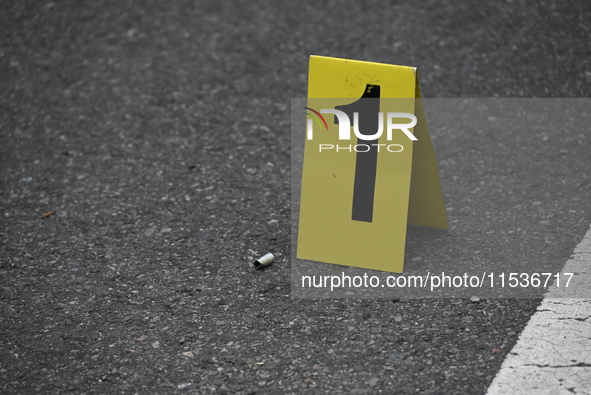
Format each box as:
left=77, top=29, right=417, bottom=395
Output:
left=335, top=84, right=381, bottom=223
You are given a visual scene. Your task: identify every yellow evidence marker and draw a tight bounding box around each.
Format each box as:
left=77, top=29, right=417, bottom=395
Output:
left=297, top=55, right=447, bottom=273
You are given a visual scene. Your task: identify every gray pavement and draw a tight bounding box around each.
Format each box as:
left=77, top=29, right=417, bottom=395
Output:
left=487, top=225, right=591, bottom=394
left=1, top=1, right=590, bottom=394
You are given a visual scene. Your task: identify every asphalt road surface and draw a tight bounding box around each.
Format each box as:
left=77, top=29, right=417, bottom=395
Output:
left=1, top=1, right=590, bottom=394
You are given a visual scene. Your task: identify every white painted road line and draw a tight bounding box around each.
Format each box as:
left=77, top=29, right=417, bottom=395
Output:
left=486, top=225, right=591, bottom=395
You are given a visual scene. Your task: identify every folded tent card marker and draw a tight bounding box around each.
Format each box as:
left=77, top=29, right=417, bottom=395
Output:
left=297, top=55, right=448, bottom=273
